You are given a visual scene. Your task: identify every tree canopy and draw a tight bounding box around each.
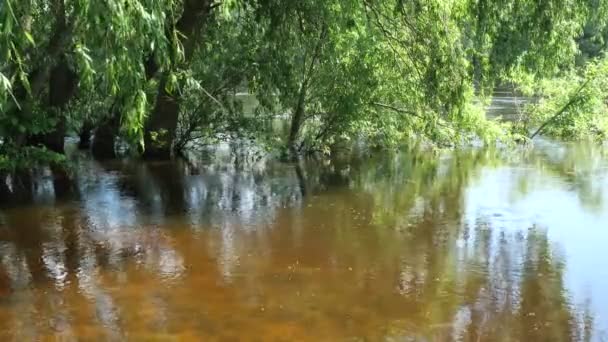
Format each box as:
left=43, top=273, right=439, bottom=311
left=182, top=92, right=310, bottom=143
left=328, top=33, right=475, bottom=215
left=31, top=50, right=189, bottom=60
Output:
left=1, top=0, right=608, bottom=178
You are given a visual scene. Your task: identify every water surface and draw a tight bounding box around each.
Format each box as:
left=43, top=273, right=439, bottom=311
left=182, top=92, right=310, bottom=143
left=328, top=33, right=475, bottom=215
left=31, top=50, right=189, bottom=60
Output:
left=1, top=141, right=607, bottom=341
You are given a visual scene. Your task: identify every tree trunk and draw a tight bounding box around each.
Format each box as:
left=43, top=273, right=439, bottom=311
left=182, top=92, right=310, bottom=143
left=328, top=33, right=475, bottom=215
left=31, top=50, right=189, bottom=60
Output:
left=0, top=264, right=10, bottom=297
left=92, top=115, right=120, bottom=159
left=51, top=164, right=73, bottom=199
left=285, top=26, right=326, bottom=160
left=0, top=171, right=34, bottom=204
left=15, top=0, right=74, bottom=153
left=142, top=77, right=180, bottom=159
left=295, top=161, right=307, bottom=198
left=141, top=0, right=213, bottom=160
left=78, top=120, right=94, bottom=149
left=287, top=84, right=307, bottom=159
left=27, top=58, right=77, bottom=153
left=0, top=173, right=10, bottom=204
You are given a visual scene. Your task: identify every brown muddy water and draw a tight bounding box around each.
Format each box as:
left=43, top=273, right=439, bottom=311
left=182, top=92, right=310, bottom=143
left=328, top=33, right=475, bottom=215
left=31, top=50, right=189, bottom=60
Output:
left=1, top=141, right=608, bottom=341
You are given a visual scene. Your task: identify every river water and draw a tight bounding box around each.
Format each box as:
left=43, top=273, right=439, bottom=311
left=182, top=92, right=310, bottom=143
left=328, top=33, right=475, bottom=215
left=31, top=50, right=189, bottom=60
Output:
left=1, top=105, right=608, bottom=340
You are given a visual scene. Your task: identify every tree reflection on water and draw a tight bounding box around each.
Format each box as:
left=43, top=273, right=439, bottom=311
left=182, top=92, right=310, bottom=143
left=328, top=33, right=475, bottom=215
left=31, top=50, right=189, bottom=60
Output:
left=0, top=142, right=606, bottom=340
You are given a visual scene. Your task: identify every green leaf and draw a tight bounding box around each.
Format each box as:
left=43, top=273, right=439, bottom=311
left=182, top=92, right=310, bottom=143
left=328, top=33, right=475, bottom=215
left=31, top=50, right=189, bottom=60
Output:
left=24, top=32, right=35, bottom=45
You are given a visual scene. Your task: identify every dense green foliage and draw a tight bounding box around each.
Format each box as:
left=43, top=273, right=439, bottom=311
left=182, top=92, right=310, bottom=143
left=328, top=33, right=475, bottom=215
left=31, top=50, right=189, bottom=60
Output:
left=515, top=57, right=608, bottom=140
left=2, top=0, right=608, bottom=179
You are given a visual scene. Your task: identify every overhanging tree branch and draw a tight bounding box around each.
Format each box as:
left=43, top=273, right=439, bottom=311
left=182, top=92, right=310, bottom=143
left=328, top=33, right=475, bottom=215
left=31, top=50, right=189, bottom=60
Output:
left=371, top=102, right=456, bottom=130
left=529, top=77, right=593, bottom=139
left=371, top=102, right=423, bottom=119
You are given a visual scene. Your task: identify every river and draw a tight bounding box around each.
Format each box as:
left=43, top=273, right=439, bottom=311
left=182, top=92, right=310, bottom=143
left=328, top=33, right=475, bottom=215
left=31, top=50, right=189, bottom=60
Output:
left=1, top=108, right=608, bottom=340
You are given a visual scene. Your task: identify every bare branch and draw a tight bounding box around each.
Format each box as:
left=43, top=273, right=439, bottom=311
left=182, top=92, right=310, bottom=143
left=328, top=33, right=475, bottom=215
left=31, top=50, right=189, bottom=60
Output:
left=371, top=102, right=455, bottom=130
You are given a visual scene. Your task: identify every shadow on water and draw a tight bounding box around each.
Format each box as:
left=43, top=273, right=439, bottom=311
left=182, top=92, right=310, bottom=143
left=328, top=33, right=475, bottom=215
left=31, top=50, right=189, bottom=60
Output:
left=0, top=141, right=607, bottom=340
